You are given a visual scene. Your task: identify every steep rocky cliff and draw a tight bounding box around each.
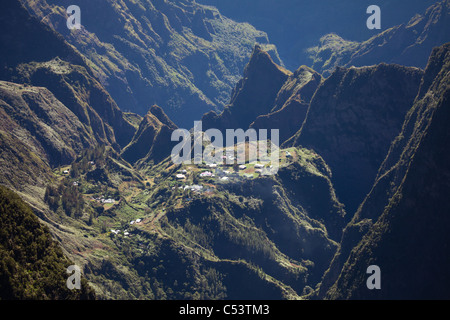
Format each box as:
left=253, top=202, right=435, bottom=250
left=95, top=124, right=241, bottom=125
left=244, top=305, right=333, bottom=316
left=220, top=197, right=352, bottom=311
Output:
left=202, top=45, right=291, bottom=132
left=0, top=81, right=98, bottom=189
left=250, top=66, right=322, bottom=144
left=121, top=105, right=177, bottom=165
left=1, top=0, right=136, bottom=149
left=317, top=43, right=450, bottom=300
left=20, top=0, right=281, bottom=128
left=286, top=64, right=423, bottom=215
left=310, top=0, right=450, bottom=76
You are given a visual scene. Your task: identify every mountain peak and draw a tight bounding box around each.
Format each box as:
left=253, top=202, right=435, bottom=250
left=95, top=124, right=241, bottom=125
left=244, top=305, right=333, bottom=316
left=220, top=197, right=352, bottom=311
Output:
left=244, top=44, right=291, bottom=80
left=121, top=106, right=178, bottom=165
left=148, top=105, right=177, bottom=130
left=202, top=45, right=292, bottom=131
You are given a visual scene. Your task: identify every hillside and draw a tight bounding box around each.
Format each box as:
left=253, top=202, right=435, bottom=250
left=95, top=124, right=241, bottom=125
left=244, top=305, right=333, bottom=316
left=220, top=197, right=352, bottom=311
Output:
left=250, top=65, right=322, bottom=144
left=286, top=64, right=424, bottom=215
left=41, top=144, right=346, bottom=299
left=317, top=42, right=450, bottom=300
left=0, top=81, right=99, bottom=193
left=1, top=0, right=450, bottom=301
left=202, top=45, right=292, bottom=132
left=0, top=185, right=95, bottom=300
left=198, top=0, right=440, bottom=69
left=121, top=105, right=178, bottom=165
left=309, top=0, right=450, bottom=76
left=0, top=0, right=136, bottom=149
left=20, top=0, right=282, bottom=128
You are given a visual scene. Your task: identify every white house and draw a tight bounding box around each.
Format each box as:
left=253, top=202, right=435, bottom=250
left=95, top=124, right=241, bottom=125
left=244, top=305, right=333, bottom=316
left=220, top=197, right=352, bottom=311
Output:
left=200, top=171, right=213, bottom=177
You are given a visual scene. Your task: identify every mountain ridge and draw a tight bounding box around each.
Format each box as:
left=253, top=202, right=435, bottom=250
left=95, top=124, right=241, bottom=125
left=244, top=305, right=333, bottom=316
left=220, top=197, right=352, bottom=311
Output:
left=317, top=42, right=450, bottom=300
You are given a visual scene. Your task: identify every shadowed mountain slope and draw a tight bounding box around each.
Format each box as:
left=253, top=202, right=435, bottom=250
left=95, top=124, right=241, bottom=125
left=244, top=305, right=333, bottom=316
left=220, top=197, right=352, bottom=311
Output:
left=0, top=0, right=136, bottom=149
left=310, top=0, right=450, bottom=76
left=121, top=105, right=177, bottom=165
left=20, top=0, right=282, bottom=128
left=317, top=42, right=450, bottom=300
left=202, top=45, right=292, bottom=132
left=286, top=64, right=424, bottom=215
left=250, top=66, right=322, bottom=144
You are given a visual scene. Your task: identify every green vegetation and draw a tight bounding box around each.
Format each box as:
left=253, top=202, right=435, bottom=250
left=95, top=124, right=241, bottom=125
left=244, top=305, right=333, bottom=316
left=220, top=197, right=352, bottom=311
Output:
left=0, top=185, right=95, bottom=299
left=3, top=0, right=449, bottom=301
left=20, top=0, right=283, bottom=128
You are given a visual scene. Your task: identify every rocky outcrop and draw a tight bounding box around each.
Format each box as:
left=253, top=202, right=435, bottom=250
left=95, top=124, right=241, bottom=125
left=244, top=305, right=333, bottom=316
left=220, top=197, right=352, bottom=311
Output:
left=20, top=0, right=282, bottom=128
left=318, top=43, right=450, bottom=300
left=121, top=105, right=177, bottom=165
left=286, top=64, right=424, bottom=215
left=310, top=0, right=450, bottom=76
left=202, top=45, right=292, bottom=132
left=250, top=66, right=322, bottom=143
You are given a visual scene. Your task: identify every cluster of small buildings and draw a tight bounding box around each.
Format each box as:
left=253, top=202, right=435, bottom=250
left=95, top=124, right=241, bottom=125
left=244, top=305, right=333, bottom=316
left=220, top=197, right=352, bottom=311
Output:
left=175, top=169, right=188, bottom=180
left=199, top=171, right=214, bottom=178
left=110, top=229, right=130, bottom=236
left=110, top=218, right=143, bottom=237
left=92, top=196, right=116, bottom=204
left=179, top=185, right=204, bottom=192
left=129, top=218, right=142, bottom=225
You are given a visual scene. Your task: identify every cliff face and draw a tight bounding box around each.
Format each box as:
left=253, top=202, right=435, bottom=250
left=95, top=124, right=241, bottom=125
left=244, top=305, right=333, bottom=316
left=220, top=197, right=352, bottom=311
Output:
left=20, top=0, right=282, bottom=128
left=198, top=0, right=440, bottom=69
left=287, top=64, right=423, bottom=215
left=318, top=43, right=450, bottom=300
left=0, top=81, right=96, bottom=168
left=310, top=0, right=450, bottom=76
left=121, top=105, right=177, bottom=165
left=250, top=66, right=322, bottom=143
left=0, top=185, right=96, bottom=300
left=0, top=0, right=136, bottom=149
left=202, top=45, right=291, bottom=132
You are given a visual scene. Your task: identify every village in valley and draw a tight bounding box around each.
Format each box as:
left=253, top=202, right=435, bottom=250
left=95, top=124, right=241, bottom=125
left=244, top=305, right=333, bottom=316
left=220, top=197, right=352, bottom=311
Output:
left=48, top=145, right=300, bottom=242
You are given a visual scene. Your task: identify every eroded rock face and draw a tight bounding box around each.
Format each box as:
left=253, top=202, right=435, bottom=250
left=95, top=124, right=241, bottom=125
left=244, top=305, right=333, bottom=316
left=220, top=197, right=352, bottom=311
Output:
left=121, top=105, right=177, bottom=165
left=0, top=0, right=136, bottom=149
left=318, top=43, right=450, bottom=300
left=0, top=81, right=96, bottom=189
left=310, top=0, right=450, bottom=76
left=288, top=63, right=424, bottom=214
left=20, top=0, right=282, bottom=128
left=250, top=66, right=322, bottom=144
left=202, top=45, right=291, bottom=133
